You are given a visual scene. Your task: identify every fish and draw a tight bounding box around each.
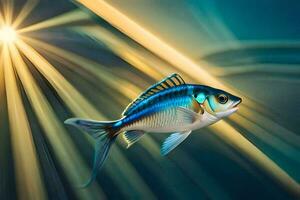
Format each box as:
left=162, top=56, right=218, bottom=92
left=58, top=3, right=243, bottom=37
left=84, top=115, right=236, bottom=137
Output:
left=64, top=73, right=242, bottom=187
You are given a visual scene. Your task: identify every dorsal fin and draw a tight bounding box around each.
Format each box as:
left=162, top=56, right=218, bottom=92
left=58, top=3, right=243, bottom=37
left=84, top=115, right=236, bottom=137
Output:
left=122, top=73, right=185, bottom=116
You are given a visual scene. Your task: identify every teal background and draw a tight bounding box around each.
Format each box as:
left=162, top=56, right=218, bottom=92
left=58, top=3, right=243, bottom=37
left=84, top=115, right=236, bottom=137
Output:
left=0, top=0, right=299, bottom=199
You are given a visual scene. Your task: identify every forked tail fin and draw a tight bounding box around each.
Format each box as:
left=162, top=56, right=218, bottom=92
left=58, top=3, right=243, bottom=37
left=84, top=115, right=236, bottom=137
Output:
left=64, top=118, right=121, bottom=187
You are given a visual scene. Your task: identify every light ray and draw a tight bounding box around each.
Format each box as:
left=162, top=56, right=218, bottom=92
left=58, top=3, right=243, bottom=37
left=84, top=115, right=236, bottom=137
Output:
left=3, top=44, right=46, bottom=200
left=22, top=36, right=142, bottom=100
left=0, top=47, right=13, bottom=199
left=15, top=39, right=103, bottom=119
left=75, top=0, right=225, bottom=88
left=12, top=0, right=39, bottom=28
left=76, top=0, right=300, bottom=196
left=1, top=0, right=13, bottom=25
left=18, top=10, right=90, bottom=33
left=0, top=9, right=5, bottom=26
left=75, top=26, right=166, bottom=80
left=9, top=43, right=106, bottom=199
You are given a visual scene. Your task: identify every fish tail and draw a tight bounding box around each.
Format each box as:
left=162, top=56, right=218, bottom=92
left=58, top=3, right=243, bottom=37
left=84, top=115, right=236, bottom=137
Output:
left=64, top=118, right=122, bottom=187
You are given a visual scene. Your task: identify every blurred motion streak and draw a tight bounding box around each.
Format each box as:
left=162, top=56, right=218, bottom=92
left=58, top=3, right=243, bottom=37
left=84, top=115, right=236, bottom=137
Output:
left=18, top=10, right=90, bottom=33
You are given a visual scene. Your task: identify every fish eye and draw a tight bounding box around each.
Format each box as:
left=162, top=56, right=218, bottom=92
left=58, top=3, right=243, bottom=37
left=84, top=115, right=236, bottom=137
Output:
left=217, top=94, right=228, bottom=104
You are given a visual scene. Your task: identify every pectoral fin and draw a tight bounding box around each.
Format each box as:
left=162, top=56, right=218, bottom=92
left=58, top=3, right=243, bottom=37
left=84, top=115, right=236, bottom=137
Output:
left=176, top=107, right=201, bottom=124
left=123, top=130, right=145, bottom=148
left=161, top=130, right=192, bottom=156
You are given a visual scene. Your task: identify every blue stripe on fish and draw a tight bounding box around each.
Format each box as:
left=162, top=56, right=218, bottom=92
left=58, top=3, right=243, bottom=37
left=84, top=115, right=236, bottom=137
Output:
left=122, top=85, right=195, bottom=125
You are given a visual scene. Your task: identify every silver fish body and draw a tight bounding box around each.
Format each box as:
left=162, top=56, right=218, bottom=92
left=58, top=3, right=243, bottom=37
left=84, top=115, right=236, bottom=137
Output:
left=121, top=85, right=217, bottom=133
left=64, top=73, right=241, bottom=187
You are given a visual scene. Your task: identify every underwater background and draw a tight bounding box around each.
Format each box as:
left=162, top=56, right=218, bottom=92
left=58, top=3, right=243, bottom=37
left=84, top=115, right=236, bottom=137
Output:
left=0, top=0, right=299, bottom=199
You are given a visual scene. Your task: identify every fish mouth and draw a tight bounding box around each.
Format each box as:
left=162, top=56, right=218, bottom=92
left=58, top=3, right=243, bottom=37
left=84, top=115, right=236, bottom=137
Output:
left=215, top=107, right=238, bottom=118
left=215, top=99, right=242, bottom=118
left=232, top=98, right=242, bottom=108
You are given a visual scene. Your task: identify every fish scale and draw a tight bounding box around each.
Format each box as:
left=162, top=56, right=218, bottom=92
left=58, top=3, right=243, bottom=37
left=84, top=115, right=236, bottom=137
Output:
left=124, top=106, right=192, bottom=132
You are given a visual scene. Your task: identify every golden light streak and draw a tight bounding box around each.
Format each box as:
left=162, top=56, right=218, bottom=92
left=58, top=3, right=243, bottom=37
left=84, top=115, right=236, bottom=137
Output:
left=9, top=43, right=106, bottom=200
left=2, top=45, right=46, bottom=200
left=0, top=9, right=5, bottom=26
left=22, top=36, right=141, bottom=100
left=75, top=0, right=224, bottom=89
left=1, top=0, right=13, bottom=25
left=75, top=26, right=165, bottom=80
left=18, top=10, right=91, bottom=33
left=76, top=0, right=300, bottom=197
left=12, top=0, right=39, bottom=28
left=0, top=47, right=5, bottom=107
left=15, top=39, right=103, bottom=119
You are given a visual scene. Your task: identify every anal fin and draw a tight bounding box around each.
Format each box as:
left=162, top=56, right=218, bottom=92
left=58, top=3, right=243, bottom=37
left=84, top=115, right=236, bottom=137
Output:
left=123, top=130, right=145, bottom=148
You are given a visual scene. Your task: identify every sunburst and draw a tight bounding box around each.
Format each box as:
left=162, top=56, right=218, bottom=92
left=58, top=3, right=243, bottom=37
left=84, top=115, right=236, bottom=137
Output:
left=0, top=25, right=17, bottom=43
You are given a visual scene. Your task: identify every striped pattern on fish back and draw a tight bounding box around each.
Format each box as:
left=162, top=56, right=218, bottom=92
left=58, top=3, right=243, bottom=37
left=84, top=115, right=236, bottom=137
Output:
left=122, top=85, right=195, bottom=126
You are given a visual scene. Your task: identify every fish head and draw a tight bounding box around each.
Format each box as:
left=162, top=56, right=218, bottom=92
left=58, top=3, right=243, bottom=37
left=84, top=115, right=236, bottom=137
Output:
left=193, top=86, right=242, bottom=119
